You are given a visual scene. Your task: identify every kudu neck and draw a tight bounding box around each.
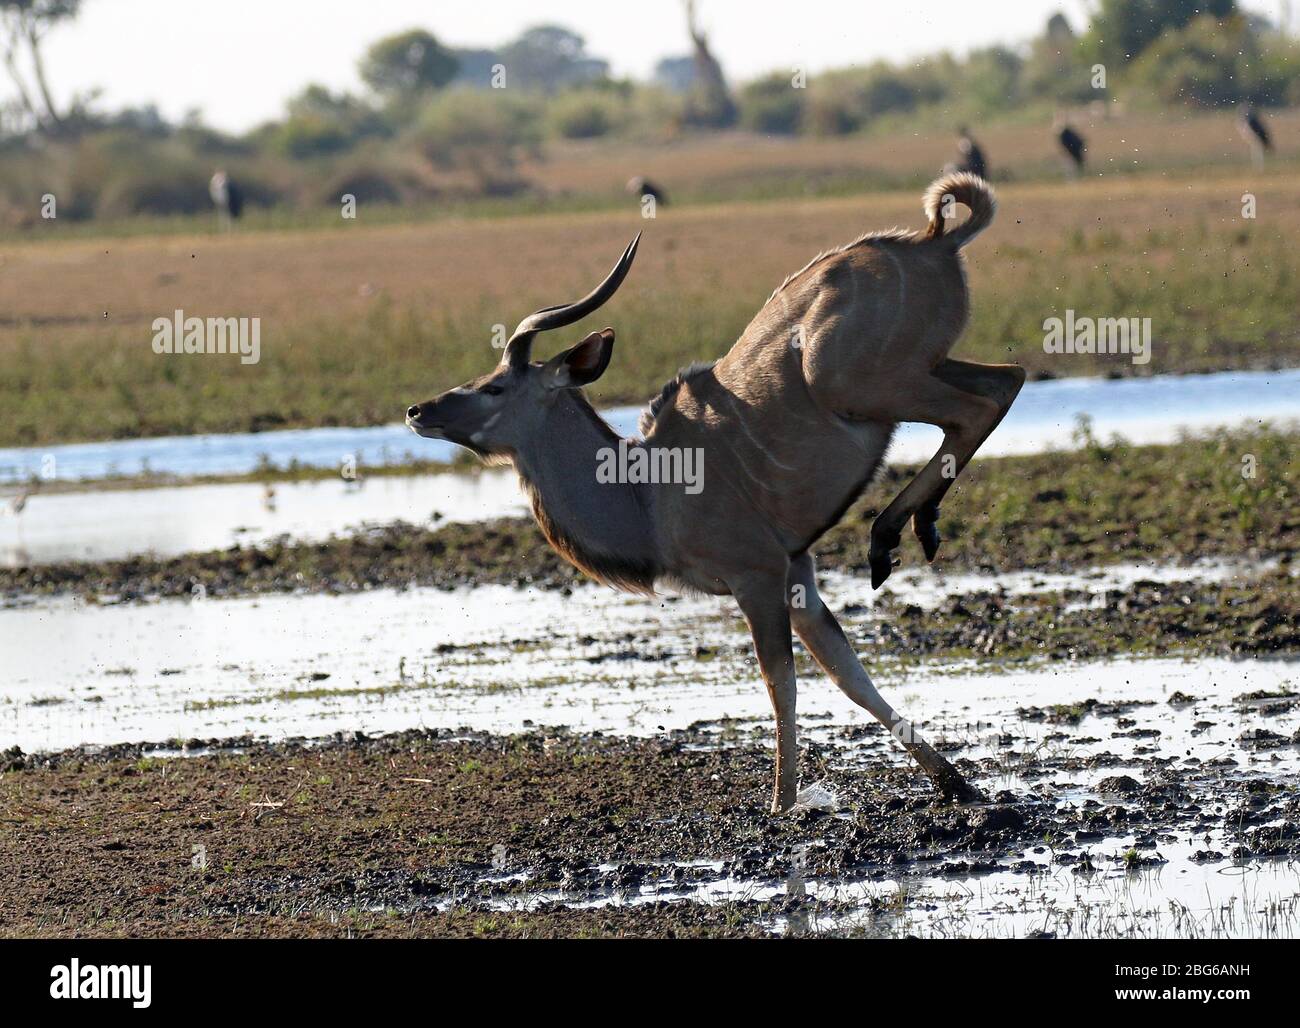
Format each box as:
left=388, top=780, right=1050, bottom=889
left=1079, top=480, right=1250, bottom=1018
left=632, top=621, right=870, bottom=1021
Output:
left=512, top=390, right=661, bottom=592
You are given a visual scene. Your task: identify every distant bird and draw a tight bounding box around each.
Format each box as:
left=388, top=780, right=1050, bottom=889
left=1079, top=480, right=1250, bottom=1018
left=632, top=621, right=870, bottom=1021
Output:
left=626, top=176, right=668, bottom=210
left=954, top=126, right=988, bottom=180
left=2, top=489, right=30, bottom=517
left=262, top=483, right=277, bottom=512
left=1238, top=104, right=1272, bottom=169
left=1054, top=120, right=1086, bottom=176
left=209, top=170, right=244, bottom=229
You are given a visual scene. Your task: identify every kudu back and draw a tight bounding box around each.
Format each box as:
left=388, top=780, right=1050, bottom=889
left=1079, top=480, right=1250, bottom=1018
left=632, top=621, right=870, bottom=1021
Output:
left=409, top=171, right=1024, bottom=812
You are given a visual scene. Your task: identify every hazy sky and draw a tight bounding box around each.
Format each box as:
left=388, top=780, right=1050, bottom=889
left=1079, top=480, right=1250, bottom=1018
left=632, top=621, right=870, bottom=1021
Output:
left=28, top=0, right=1292, bottom=133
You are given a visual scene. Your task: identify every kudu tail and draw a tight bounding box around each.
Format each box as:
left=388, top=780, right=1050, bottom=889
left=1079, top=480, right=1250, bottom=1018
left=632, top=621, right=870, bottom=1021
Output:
left=921, top=171, right=996, bottom=248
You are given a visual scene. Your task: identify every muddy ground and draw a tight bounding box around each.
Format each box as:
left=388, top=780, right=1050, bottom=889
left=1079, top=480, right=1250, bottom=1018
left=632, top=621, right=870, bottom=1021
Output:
left=4, top=706, right=1300, bottom=938
left=3, top=429, right=1296, bottom=938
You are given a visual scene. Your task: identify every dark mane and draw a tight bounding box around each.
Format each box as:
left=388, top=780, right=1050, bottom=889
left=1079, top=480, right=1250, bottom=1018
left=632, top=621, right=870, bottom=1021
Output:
left=638, top=361, right=717, bottom=437
left=523, top=478, right=660, bottom=594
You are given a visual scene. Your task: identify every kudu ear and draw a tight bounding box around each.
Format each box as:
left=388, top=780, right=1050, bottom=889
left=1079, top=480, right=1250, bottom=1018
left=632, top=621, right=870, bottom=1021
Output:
left=542, top=328, right=615, bottom=389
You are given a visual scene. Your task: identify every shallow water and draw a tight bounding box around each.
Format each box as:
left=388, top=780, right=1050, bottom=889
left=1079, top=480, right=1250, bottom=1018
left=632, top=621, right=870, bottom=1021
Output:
left=2, top=568, right=1292, bottom=756
left=2, top=367, right=1296, bottom=484
left=0, top=470, right=525, bottom=567
left=7, top=439, right=1280, bottom=573
left=791, top=845, right=1300, bottom=939
left=485, top=840, right=1300, bottom=940
left=4, top=369, right=1297, bottom=567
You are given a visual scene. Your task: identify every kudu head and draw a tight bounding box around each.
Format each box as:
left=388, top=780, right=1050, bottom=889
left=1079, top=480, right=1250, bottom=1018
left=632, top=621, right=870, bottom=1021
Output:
left=406, top=233, right=640, bottom=460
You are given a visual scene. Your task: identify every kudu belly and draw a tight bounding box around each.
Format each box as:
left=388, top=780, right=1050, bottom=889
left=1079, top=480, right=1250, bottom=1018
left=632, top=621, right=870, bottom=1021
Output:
left=707, top=340, right=895, bottom=555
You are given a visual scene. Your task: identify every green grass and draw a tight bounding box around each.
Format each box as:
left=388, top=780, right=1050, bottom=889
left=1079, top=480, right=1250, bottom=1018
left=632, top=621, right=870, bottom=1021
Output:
left=824, top=424, right=1298, bottom=573
left=5, top=222, right=1297, bottom=450
left=3, top=169, right=1298, bottom=448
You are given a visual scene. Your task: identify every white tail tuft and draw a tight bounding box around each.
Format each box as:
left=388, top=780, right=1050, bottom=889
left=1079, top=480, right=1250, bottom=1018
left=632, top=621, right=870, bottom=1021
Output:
left=922, top=171, right=997, bottom=248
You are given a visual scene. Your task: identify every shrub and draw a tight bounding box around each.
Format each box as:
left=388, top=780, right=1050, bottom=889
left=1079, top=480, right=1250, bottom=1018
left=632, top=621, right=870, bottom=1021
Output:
left=547, top=89, right=622, bottom=139
left=802, top=74, right=866, bottom=135
left=412, top=89, right=541, bottom=191
left=1129, top=14, right=1288, bottom=107
left=801, top=63, right=950, bottom=135
left=414, top=89, right=541, bottom=163
left=268, top=114, right=355, bottom=159
left=738, top=73, right=804, bottom=135
left=96, top=162, right=211, bottom=217
left=315, top=160, right=426, bottom=206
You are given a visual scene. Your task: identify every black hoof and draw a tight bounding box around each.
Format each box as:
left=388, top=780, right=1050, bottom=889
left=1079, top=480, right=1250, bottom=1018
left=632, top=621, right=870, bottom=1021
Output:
left=869, top=525, right=902, bottom=589
left=945, top=778, right=990, bottom=805
left=869, top=549, right=899, bottom=589
left=917, top=521, right=940, bottom=562
left=914, top=505, right=941, bottom=562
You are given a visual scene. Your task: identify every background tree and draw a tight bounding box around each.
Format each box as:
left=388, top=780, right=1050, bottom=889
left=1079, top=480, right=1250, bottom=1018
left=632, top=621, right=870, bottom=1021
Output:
left=738, top=72, right=804, bottom=135
left=497, top=25, right=608, bottom=92
left=360, top=29, right=459, bottom=102
left=1045, top=11, right=1075, bottom=45
left=267, top=84, right=387, bottom=158
left=1, top=0, right=80, bottom=132
left=1022, top=12, right=1097, bottom=102
left=1130, top=13, right=1289, bottom=106
left=414, top=90, right=541, bottom=194
left=448, top=47, right=503, bottom=88
left=681, top=0, right=736, bottom=127
left=1082, top=0, right=1237, bottom=69
left=959, top=46, right=1024, bottom=112
left=652, top=55, right=695, bottom=93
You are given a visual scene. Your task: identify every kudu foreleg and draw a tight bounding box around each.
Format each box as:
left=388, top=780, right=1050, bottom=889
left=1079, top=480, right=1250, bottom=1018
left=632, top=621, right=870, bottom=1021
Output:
left=788, top=555, right=985, bottom=802
left=733, top=580, right=800, bottom=814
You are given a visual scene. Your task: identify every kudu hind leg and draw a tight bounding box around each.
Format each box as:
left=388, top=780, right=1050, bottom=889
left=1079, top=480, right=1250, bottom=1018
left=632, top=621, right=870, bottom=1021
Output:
left=787, top=555, right=985, bottom=802
left=862, top=376, right=1001, bottom=587
left=910, top=360, right=1025, bottom=559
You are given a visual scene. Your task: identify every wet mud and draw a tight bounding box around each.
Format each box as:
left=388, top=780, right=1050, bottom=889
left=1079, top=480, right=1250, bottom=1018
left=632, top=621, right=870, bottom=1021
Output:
left=4, top=710, right=1299, bottom=938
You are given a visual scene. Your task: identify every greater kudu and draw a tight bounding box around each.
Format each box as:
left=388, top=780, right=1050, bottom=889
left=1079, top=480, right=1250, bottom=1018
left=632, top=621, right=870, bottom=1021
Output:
left=408, top=171, right=1023, bottom=812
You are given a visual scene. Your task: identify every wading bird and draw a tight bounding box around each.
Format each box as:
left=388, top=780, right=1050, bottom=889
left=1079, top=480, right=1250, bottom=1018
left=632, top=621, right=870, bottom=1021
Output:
left=954, top=126, right=987, bottom=180
left=1238, top=104, right=1272, bottom=169
left=407, top=171, right=1021, bottom=812
left=2, top=488, right=29, bottom=516
left=209, top=170, right=244, bottom=230
left=626, top=176, right=668, bottom=209
left=1054, top=119, right=1086, bottom=176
